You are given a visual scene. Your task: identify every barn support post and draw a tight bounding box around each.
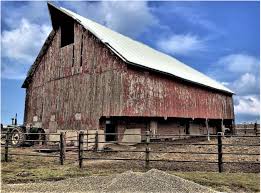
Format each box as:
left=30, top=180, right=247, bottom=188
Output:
left=78, top=131, right=84, bottom=168
left=217, top=132, right=223, bottom=173
left=206, top=119, right=210, bottom=141
left=4, top=130, right=10, bottom=162
left=221, top=119, right=224, bottom=133
left=59, top=132, right=65, bottom=165
left=185, top=119, right=190, bottom=136
left=145, top=131, right=150, bottom=170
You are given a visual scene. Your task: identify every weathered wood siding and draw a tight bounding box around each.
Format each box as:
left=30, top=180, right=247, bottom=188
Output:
left=24, top=23, right=126, bottom=130
left=24, top=21, right=234, bottom=131
left=123, top=67, right=234, bottom=119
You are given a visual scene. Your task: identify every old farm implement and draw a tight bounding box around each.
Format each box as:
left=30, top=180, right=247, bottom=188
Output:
left=1, top=114, right=45, bottom=146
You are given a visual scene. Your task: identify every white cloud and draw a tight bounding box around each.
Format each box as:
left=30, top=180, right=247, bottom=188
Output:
left=1, top=18, right=51, bottom=79
left=221, top=82, right=229, bottom=86
left=61, top=1, right=158, bottom=38
left=101, top=1, right=158, bottom=37
left=230, top=73, right=259, bottom=95
left=216, top=54, right=259, bottom=74
left=156, top=34, right=206, bottom=55
left=2, top=2, right=49, bottom=28
left=1, top=61, right=27, bottom=80
left=2, top=18, right=51, bottom=63
left=234, top=95, right=260, bottom=116
left=156, top=3, right=223, bottom=35
left=209, top=54, right=260, bottom=95
left=1, top=1, right=157, bottom=80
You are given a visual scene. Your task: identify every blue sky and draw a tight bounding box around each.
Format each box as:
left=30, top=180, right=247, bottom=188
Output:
left=1, top=1, right=260, bottom=125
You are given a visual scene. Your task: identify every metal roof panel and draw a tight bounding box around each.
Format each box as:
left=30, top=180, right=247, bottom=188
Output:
left=59, top=6, right=233, bottom=94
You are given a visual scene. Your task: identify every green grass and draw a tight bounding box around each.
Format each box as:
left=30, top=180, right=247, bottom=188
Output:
left=172, top=172, right=260, bottom=193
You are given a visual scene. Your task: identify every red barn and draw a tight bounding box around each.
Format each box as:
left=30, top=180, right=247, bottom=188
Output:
left=22, top=3, right=234, bottom=142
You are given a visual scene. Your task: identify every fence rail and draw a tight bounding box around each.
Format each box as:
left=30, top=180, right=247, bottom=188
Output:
left=1, top=132, right=65, bottom=163
left=77, top=131, right=260, bottom=172
left=1, top=131, right=259, bottom=173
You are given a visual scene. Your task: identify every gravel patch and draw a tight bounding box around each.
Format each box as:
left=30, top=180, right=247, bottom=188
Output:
left=2, top=169, right=217, bottom=193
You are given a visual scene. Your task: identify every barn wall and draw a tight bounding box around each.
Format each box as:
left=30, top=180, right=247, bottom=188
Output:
left=24, top=22, right=127, bottom=131
left=24, top=21, right=234, bottom=133
left=123, top=66, right=234, bottom=119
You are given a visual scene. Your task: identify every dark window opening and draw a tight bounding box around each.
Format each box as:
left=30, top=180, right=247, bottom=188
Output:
left=61, top=21, right=74, bottom=47
left=105, top=121, right=116, bottom=142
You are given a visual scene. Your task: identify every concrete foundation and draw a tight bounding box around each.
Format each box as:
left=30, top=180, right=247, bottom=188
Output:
left=48, top=129, right=105, bottom=150
left=45, top=117, right=223, bottom=149
left=121, top=129, right=141, bottom=145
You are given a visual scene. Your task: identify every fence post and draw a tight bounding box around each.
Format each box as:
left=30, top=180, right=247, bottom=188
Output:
left=86, top=130, right=89, bottom=150
left=63, top=132, right=66, bottom=160
left=145, top=131, right=150, bottom=170
left=94, top=131, right=98, bottom=152
left=232, top=120, right=236, bottom=135
left=217, top=132, right=223, bottom=173
left=78, top=131, right=84, bottom=168
left=59, top=132, right=65, bottom=165
left=4, top=130, right=9, bottom=162
left=254, top=122, right=258, bottom=136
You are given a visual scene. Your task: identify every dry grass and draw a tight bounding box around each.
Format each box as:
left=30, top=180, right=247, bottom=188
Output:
left=1, top=136, right=260, bottom=192
left=1, top=154, right=259, bottom=193
left=172, top=172, right=260, bottom=193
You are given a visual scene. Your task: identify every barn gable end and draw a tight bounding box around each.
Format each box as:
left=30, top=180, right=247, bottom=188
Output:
left=24, top=19, right=127, bottom=130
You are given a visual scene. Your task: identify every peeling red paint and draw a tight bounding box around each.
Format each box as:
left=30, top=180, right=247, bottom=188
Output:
left=24, top=22, right=234, bottom=132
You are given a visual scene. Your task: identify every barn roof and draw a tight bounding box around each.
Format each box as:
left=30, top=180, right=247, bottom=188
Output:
left=22, top=3, right=233, bottom=94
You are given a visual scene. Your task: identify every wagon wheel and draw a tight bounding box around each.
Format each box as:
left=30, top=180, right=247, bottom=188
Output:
left=1, top=134, right=6, bottom=145
left=11, top=127, right=26, bottom=146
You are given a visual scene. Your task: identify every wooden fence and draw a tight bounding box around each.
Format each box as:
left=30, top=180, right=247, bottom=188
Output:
left=78, top=132, right=259, bottom=173
left=1, top=131, right=260, bottom=173
left=1, top=132, right=65, bottom=164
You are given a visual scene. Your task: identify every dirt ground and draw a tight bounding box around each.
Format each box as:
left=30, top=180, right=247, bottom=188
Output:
left=77, top=136, right=260, bottom=173
left=1, top=136, right=260, bottom=192
left=3, top=135, right=259, bottom=174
